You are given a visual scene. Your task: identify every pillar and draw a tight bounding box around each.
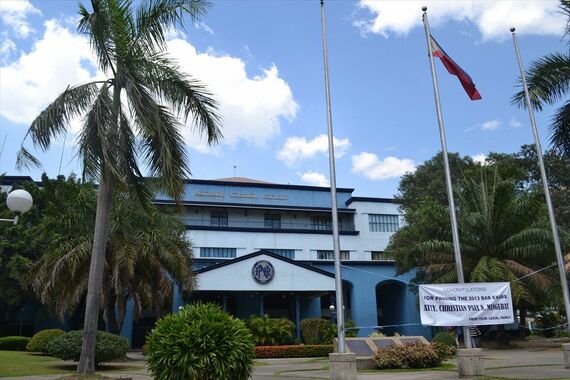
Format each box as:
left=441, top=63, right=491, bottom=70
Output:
left=457, top=348, right=484, bottom=377
left=295, top=295, right=301, bottom=338
left=120, top=299, right=134, bottom=346
left=259, top=294, right=264, bottom=316
left=222, top=295, right=228, bottom=312
left=172, top=283, right=184, bottom=313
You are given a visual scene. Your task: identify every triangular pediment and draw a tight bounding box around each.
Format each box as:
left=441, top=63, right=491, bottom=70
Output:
left=195, top=250, right=336, bottom=291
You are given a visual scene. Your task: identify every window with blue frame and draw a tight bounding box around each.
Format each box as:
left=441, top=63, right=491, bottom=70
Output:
left=368, top=214, right=399, bottom=232
left=199, top=247, right=236, bottom=258
left=263, top=249, right=295, bottom=259
left=210, top=211, right=228, bottom=227
left=316, top=250, right=350, bottom=260
left=264, top=213, right=281, bottom=229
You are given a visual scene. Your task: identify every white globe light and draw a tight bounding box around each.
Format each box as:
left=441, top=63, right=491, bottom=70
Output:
left=6, top=189, right=33, bottom=214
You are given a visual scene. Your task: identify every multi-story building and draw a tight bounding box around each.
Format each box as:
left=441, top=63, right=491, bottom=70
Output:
left=125, top=177, right=430, bottom=345
left=2, top=176, right=431, bottom=345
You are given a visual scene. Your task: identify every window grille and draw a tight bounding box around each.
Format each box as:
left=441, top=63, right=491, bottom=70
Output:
left=199, top=247, right=236, bottom=258
left=311, top=216, right=332, bottom=230
left=368, top=214, right=399, bottom=232
left=371, top=251, right=394, bottom=261
left=264, top=213, right=281, bottom=229
left=210, top=211, right=228, bottom=227
left=263, top=249, right=295, bottom=259
left=316, top=250, right=349, bottom=260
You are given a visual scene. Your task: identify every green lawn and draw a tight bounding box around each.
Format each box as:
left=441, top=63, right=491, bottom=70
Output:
left=0, top=351, right=140, bottom=378
left=0, top=350, right=75, bottom=377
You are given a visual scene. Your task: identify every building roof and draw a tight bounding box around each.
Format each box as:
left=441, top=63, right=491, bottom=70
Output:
left=214, top=177, right=272, bottom=184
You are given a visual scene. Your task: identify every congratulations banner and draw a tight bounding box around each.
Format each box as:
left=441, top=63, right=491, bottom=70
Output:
left=419, top=282, right=514, bottom=326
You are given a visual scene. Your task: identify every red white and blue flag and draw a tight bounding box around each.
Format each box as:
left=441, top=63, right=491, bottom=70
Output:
left=429, top=35, right=482, bottom=101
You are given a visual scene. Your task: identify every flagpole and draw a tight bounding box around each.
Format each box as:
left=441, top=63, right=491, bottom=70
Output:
left=510, top=27, right=570, bottom=331
left=422, top=7, right=472, bottom=348
left=320, top=0, right=346, bottom=353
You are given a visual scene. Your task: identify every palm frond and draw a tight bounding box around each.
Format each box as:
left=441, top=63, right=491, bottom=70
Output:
left=549, top=100, right=570, bottom=156
left=15, top=146, right=42, bottom=171
left=125, top=78, right=189, bottom=200
left=511, top=53, right=570, bottom=110
left=133, top=0, right=210, bottom=53
left=78, top=0, right=116, bottom=74
left=135, top=52, right=222, bottom=143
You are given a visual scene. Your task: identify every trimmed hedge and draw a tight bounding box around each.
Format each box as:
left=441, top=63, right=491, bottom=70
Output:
left=255, top=344, right=333, bottom=358
left=26, top=329, right=65, bottom=353
left=431, top=342, right=455, bottom=361
left=0, top=336, right=31, bottom=351
left=46, top=330, right=128, bottom=365
left=373, top=342, right=442, bottom=369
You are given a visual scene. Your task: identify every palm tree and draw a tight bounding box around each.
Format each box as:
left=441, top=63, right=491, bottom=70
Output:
left=26, top=188, right=193, bottom=335
left=16, top=0, right=221, bottom=372
left=512, top=0, right=570, bottom=156
left=414, top=175, right=569, bottom=312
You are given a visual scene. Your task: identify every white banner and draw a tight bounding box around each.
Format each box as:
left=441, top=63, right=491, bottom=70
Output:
left=419, top=282, right=514, bottom=326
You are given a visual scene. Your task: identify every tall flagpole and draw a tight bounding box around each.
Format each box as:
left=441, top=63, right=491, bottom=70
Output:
left=320, top=0, right=346, bottom=353
left=510, top=27, right=570, bottom=330
left=422, top=7, right=472, bottom=348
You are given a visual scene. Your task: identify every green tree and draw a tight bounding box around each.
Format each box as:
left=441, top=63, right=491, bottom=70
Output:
left=25, top=182, right=193, bottom=334
left=512, top=0, right=570, bottom=156
left=16, top=0, right=221, bottom=372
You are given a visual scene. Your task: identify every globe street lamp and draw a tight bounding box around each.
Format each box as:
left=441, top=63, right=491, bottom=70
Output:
left=1, top=189, right=33, bottom=225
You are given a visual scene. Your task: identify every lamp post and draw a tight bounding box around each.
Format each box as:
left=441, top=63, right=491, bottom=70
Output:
left=329, top=304, right=337, bottom=325
left=1, top=189, right=33, bottom=225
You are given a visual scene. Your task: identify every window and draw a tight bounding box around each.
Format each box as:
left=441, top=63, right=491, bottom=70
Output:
left=211, top=211, right=228, bottom=227
left=199, top=247, right=236, bottom=258
left=369, top=214, right=399, bottom=232
left=371, top=251, right=394, bottom=261
left=263, top=249, right=295, bottom=259
left=317, top=250, right=350, bottom=260
left=311, top=216, right=332, bottom=230
left=264, top=213, right=281, bottom=229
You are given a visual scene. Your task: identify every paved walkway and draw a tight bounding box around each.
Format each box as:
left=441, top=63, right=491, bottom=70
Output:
left=2, top=348, right=569, bottom=379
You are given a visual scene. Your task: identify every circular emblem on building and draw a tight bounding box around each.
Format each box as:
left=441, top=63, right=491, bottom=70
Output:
left=252, top=260, right=275, bottom=284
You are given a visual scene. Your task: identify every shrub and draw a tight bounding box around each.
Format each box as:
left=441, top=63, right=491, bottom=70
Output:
left=145, top=303, right=255, bottom=380
left=326, top=319, right=359, bottom=343
left=46, top=330, right=128, bottom=365
left=300, top=318, right=332, bottom=344
left=26, top=329, right=65, bottom=353
left=246, top=315, right=295, bottom=346
left=255, top=344, right=333, bottom=358
left=0, top=336, right=31, bottom=351
left=536, top=311, right=565, bottom=338
left=432, top=332, right=457, bottom=348
left=431, top=342, right=455, bottom=361
left=373, top=342, right=441, bottom=369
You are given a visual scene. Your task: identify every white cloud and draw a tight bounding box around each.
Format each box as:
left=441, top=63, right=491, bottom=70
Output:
left=0, top=20, right=101, bottom=127
left=0, top=0, right=41, bottom=38
left=356, top=1, right=564, bottom=41
left=351, top=152, right=415, bottom=180
left=277, top=134, right=351, bottom=167
left=509, top=117, right=522, bottom=128
left=0, top=37, right=16, bottom=62
left=480, top=119, right=501, bottom=131
left=299, top=171, right=330, bottom=187
left=166, top=39, right=299, bottom=152
left=195, top=21, right=214, bottom=35
left=472, top=153, right=487, bottom=164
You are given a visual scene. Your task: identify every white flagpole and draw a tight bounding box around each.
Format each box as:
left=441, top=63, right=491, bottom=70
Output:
left=422, top=6, right=472, bottom=348
left=510, top=27, right=570, bottom=330
left=320, top=0, right=346, bottom=353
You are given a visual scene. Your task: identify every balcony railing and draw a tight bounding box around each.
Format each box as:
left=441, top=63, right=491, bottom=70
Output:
left=180, top=217, right=356, bottom=232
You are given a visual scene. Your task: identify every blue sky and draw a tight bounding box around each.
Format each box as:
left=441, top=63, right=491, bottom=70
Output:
left=0, top=0, right=567, bottom=197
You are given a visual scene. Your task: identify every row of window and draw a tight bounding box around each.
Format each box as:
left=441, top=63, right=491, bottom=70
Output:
left=198, top=248, right=393, bottom=261
left=208, top=212, right=399, bottom=232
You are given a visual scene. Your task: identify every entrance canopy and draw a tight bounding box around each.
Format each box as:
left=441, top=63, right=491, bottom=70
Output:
left=196, top=250, right=336, bottom=292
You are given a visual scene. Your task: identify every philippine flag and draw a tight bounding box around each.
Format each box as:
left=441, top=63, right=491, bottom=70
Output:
left=429, top=35, right=482, bottom=101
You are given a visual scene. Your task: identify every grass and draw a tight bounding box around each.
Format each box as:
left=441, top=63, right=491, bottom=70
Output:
left=0, top=351, right=140, bottom=378
left=54, top=376, right=114, bottom=380
left=0, top=350, right=75, bottom=377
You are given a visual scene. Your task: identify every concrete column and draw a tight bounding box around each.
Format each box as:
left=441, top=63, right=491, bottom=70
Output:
left=171, top=283, right=184, bottom=313
left=562, top=343, right=570, bottom=369
left=222, top=295, right=228, bottom=312
left=259, top=294, right=264, bottom=316
left=329, top=352, right=357, bottom=380
left=119, top=299, right=134, bottom=346
left=295, top=295, right=301, bottom=338
left=457, top=348, right=484, bottom=377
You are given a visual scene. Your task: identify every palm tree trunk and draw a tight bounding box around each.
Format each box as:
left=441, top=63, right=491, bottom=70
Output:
left=77, top=171, right=114, bottom=373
